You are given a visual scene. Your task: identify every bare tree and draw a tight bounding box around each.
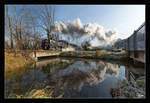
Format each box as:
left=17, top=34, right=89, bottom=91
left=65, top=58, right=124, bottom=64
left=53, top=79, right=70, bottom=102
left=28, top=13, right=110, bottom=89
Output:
left=5, top=5, right=46, bottom=50
left=6, top=5, right=14, bottom=49
left=18, top=5, right=40, bottom=50
left=14, top=6, right=19, bottom=41
left=13, top=5, right=22, bottom=50
left=8, top=5, right=25, bottom=50
left=39, top=5, right=55, bottom=43
left=31, top=15, right=42, bottom=50
left=81, top=41, right=91, bottom=50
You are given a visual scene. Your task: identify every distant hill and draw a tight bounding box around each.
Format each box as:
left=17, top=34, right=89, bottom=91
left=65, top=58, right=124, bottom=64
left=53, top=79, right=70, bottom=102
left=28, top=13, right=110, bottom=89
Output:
left=116, top=38, right=122, bottom=42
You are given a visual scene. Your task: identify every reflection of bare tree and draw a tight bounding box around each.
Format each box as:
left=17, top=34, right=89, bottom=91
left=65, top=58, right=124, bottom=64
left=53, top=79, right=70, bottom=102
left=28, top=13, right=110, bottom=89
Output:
left=36, top=58, right=72, bottom=68
left=50, top=60, right=119, bottom=93
left=36, top=58, right=75, bottom=75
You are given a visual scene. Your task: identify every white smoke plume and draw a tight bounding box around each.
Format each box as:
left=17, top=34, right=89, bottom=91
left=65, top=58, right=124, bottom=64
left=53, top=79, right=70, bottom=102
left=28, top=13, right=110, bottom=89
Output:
left=52, top=18, right=118, bottom=47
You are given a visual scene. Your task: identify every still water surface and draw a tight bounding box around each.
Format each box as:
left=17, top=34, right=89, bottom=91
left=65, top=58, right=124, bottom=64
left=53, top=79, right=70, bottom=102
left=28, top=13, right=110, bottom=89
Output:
left=5, top=57, right=145, bottom=98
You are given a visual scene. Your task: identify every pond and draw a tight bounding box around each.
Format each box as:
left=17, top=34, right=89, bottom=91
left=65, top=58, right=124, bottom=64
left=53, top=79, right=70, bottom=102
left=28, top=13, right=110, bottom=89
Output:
left=5, top=57, right=145, bottom=98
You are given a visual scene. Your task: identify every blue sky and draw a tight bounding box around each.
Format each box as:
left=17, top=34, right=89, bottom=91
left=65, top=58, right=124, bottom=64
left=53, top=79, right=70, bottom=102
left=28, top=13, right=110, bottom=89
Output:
left=54, top=5, right=145, bottom=39
left=6, top=5, right=145, bottom=39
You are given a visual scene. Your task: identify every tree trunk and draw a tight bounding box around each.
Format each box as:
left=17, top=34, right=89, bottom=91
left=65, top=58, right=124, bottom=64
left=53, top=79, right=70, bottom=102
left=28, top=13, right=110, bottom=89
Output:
left=6, top=5, right=14, bottom=49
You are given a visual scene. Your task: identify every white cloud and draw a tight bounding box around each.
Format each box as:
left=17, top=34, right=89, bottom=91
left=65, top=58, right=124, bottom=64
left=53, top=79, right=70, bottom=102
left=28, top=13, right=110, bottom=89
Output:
left=52, top=18, right=118, bottom=47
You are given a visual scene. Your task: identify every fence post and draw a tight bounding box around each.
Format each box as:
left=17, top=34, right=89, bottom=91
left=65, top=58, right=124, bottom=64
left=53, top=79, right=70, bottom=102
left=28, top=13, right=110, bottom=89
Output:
left=133, top=31, right=137, bottom=58
left=127, top=38, right=130, bottom=57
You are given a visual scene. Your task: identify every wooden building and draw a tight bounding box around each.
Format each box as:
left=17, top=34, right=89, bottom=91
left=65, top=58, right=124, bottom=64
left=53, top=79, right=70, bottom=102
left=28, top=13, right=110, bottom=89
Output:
left=125, top=22, right=145, bottom=64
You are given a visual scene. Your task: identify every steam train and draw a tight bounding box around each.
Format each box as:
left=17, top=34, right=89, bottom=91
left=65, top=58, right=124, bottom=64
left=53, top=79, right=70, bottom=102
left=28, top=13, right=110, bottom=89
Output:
left=41, top=38, right=81, bottom=50
left=41, top=39, right=50, bottom=50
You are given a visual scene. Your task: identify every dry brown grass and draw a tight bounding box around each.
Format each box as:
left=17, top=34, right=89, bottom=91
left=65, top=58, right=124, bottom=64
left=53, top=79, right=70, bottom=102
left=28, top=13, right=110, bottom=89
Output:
left=16, top=87, right=64, bottom=98
left=95, top=50, right=99, bottom=56
left=5, top=52, right=33, bottom=70
left=5, top=51, right=35, bottom=79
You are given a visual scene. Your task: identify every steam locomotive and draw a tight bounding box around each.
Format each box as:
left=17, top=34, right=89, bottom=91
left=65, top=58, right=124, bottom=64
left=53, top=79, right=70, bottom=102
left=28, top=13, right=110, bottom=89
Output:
left=41, top=39, right=50, bottom=50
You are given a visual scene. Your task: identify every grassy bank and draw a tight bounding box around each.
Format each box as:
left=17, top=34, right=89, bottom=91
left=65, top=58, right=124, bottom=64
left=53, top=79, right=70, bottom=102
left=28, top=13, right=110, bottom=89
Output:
left=5, top=50, right=35, bottom=79
left=15, top=85, right=63, bottom=98
left=60, top=50, right=128, bottom=61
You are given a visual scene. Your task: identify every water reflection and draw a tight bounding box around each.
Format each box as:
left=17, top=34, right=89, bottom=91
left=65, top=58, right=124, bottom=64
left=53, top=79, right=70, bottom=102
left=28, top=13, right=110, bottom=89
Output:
left=51, top=61, right=118, bottom=90
left=5, top=58, right=145, bottom=98
left=48, top=60, right=121, bottom=97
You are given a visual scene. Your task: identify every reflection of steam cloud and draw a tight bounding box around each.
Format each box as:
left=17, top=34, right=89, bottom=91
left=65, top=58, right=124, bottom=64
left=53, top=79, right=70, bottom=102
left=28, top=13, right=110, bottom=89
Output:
left=106, top=63, right=119, bottom=77
left=51, top=60, right=119, bottom=92
left=52, top=18, right=118, bottom=46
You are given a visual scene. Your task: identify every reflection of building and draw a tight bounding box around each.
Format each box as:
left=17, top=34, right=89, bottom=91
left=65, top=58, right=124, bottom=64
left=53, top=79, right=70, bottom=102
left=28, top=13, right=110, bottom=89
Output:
left=125, top=65, right=145, bottom=82
left=125, top=69, right=135, bottom=82
left=125, top=22, right=145, bottom=64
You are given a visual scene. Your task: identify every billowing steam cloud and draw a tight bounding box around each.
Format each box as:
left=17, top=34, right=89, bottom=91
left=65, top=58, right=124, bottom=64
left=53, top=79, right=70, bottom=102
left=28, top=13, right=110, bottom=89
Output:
left=52, top=18, right=118, bottom=47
